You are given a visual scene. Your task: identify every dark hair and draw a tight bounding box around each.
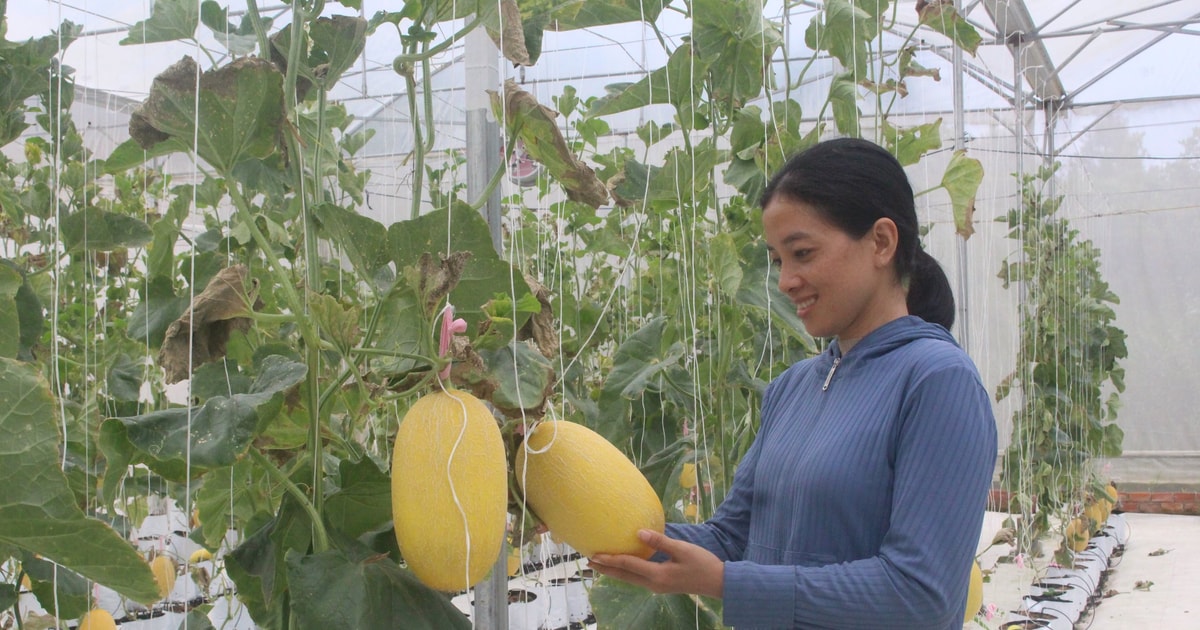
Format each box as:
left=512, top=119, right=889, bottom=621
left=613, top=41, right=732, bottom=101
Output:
left=761, top=137, right=955, bottom=330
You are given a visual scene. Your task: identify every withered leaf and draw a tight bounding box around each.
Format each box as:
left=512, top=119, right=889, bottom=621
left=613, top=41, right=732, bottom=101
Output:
left=158, top=265, right=261, bottom=383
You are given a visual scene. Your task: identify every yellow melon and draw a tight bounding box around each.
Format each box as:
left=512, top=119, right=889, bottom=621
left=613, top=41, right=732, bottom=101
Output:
left=1102, top=483, right=1119, bottom=511
left=78, top=609, right=117, bottom=630
left=189, top=548, right=213, bottom=563
left=515, top=421, right=664, bottom=558
left=678, top=462, right=698, bottom=489
left=391, top=390, right=508, bottom=591
left=506, top=546, right=522, bottom=576
left=1084, top=500, right=1106, bottom=533
left=1065, top=517, right=1090, bottom=552
left=151, top=555, right=176, bottom=599
left=964, top=561, right=983, bottom=623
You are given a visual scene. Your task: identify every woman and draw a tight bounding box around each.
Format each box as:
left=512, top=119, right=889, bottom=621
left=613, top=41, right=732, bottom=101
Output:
left=589, top=138, right=997, bottom=629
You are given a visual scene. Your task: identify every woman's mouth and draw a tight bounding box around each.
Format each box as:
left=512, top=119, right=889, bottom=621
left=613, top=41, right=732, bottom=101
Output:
left=795, top=296, right=816, bottom=317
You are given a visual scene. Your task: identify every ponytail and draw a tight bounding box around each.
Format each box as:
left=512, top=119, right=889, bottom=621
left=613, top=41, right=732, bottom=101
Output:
left=907, top=248, right=955, bottom=330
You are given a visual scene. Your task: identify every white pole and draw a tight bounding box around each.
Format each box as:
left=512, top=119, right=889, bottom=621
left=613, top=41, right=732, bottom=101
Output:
left=464, top=21, right=508, bottom=630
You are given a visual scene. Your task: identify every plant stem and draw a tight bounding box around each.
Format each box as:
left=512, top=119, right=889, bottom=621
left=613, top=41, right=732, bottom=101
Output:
left=249, top=448, right=329, bottom=553
left=245, top=0, right=273, bottom=61
left=391, top=15, right=483, bottom=64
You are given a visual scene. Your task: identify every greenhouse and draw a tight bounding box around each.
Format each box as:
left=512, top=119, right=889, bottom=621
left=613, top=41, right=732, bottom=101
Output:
left=1, top=0, right=1197, bottom=628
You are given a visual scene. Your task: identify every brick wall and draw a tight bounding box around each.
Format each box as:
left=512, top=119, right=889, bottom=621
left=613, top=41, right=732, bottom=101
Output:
left=988, top=486, right=1200, bottom=516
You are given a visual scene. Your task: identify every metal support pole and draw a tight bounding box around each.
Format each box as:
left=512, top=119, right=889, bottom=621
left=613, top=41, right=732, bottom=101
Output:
left=466, top=24, right=504, bottom=255
left=464, top=21, right=508, bottom=630
left=952, top=0, right=971, bottom=351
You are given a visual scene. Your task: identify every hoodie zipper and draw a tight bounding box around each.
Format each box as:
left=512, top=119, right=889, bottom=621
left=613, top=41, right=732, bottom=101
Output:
left=822, top=356, right=841, bottom=391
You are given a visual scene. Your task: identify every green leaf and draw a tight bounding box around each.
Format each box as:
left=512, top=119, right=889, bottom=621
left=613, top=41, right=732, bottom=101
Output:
left=590, top=576, right=722, bottom=629
left=710, top=233, right=743, bottom=296
left=226, top=494, right=314, bottom=627
left=548, top=0, right=669, bottom=30
left=0, top=583, right=16, bottom=613
left=100, top=355, right=307, bottom=481
left=195, top=458, right=272, bottom=549
left=285, top=539, right=471, bottom=630
left=918, top=3, right=982, bottom=56
left=309, top=16, right=369, bottom=89
left=24, top=554, right=89, bottom=618
left=805, top=0, right=876, bottom=80
left=0, top=264, right=19, bottom=359
left=883, top=118, right=943, bottom=166
left=476, top=341, right=553, bottom=416
left=314, top=203, right=391, bottom=281
left=829, top=72, right=860, bottom=137
left=588, top=43, right=710, bottom=129
left=596, top=317, right=686, bottom=444
left=129, top=56, right=285, bottom=175
left=692, top=0, right=782, bottom=109
left=388, top=203, right=531, bottom=332
left=941, top=151, right=984, bottom=239
left=127, top=276, right=189, bottom=348
left=200, top=0, right=261, bottom=56
left=120, top=0, right=200, bottom=45
left=106, top=353, right=145, bottom=402
left=0, top=358, right=160, bottom=604
left=59, top=207, right=153, bottom=252
left=175, top=610, right=216, bottom=630
left=324, top=457, right=393, bottom=540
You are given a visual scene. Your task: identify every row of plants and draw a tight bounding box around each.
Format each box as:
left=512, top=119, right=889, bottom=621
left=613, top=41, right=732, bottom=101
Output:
left=0, top=0, right=1121, bottom=627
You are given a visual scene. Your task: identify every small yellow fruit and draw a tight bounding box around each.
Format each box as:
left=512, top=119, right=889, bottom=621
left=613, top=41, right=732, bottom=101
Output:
left=964, top=561, right=983, bottom=623
left=515, top=421, right=664, bottom=558
left=151, top=555, right=176, bottom=599
left=78, top=609, right=117, bottom=630
left=1102, top=483, right=1119, bottom=509
left=506, top=547, right=522, bottom=576
left=391, top=390, right=508, bottom=591
left=1065, top=517, right=1090, bottom=552
left=678, top=462, right=698, bottom=489
left=20, top=574, right=30, bottom=591
left=189, top=548, right=213, bottom=563
left=683, top=503, right=699, bottom=520
left=1084, top=500, right=1106, bottom=533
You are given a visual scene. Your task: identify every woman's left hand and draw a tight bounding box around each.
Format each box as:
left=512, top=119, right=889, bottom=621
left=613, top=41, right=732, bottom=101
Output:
left=588, top=529, right=724, bottom=599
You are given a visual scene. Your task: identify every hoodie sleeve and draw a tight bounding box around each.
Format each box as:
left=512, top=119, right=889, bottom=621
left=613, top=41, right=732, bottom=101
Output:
left=720, top=363, right=997, bottom=629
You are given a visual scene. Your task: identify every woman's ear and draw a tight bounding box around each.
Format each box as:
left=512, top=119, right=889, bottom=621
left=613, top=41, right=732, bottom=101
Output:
left=870, top=218, right=899, bottom=267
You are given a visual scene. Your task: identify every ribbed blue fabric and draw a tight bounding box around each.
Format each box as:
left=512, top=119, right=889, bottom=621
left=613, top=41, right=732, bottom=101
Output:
left=666, top=316, right=997, bottom=629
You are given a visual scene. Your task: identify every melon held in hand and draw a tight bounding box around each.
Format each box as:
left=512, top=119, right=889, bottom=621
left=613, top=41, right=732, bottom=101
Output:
left=515, top=421, right=664, bottom=558
left=391, top=389, right=508, bottom=591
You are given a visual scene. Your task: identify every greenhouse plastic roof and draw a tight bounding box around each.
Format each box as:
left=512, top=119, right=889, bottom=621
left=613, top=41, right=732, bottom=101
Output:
left=7, top=1, right=1199, bottom=125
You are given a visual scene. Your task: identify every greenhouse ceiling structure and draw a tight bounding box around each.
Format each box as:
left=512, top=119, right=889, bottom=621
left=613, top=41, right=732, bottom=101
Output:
left=0, top=0, right=1197, bottom=627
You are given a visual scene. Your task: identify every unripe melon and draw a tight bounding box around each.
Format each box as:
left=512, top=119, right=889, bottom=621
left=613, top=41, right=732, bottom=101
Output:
left=1065, top=517, right=1090, bottom=552
left=151, top=555, right=176, bottom=599
left=515, top=421, right=664, bottom=558
left=78, top=609, right=117, bottom=630
left=963, top=561, right=983, bottom=623
left=1084, top=500, right=1106, bottom=533
left=391, top=390, right=508, bottom=591
left=678, top=462, right=698, bottom=489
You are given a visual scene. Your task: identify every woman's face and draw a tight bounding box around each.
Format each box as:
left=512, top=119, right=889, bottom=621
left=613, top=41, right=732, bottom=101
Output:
left=762, top=196, right=905, bottom=346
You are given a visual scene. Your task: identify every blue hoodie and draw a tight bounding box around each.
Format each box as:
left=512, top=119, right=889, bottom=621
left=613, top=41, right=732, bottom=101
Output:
left=666, top=316, right=997, bottom=629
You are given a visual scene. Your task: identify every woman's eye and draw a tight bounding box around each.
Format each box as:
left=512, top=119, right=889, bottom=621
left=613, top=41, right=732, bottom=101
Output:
left=792, top=249, right=811, bottom=260
left=769, top=257, right=782, bottom=268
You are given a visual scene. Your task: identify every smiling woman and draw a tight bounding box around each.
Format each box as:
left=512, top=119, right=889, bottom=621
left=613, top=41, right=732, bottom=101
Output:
left=589, top=139, right=997, bottom=630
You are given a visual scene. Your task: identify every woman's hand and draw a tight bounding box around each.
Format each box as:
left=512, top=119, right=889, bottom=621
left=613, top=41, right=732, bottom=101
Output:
left=588, top=529, right=724, bottom=600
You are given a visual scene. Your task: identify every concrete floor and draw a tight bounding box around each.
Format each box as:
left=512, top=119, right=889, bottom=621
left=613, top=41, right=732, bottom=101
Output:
left=974, top=511, right=1199, bottom=629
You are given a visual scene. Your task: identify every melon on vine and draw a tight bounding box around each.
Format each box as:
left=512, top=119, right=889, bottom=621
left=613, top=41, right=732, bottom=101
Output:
left=391, top=389, right=508, bottom=591
left=515, top=421, right=664, bottom=558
